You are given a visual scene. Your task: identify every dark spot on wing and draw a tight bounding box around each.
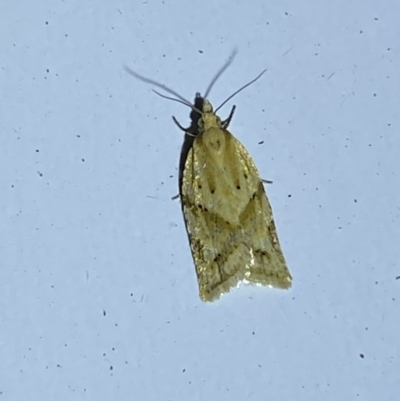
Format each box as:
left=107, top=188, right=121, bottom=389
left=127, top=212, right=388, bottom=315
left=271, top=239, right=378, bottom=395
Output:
left=213, top=253, right=222, bottom=263
left=254, top=248, right=272, bottom=261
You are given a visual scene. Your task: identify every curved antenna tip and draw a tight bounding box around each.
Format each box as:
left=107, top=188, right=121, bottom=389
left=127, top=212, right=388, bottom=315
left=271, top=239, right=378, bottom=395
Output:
left=215, top=68, right=268, bottom=113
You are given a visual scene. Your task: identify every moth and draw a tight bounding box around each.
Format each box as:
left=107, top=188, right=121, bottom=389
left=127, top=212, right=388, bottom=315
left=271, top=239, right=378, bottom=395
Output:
left=125, top=51, right=292, bottom=301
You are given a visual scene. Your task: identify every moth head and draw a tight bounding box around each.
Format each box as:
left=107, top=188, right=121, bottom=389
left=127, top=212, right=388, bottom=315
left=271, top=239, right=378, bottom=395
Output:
left=197, top=99, right=224, bottom=131
left=202, top=99, right=214, bottom=113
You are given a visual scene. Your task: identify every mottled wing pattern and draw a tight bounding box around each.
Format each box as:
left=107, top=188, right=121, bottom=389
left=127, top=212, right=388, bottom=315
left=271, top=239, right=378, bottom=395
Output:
left=181, top=127, right=291, bottom=301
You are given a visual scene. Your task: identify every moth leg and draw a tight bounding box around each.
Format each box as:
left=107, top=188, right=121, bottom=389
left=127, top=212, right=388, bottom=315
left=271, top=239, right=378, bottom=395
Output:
left=222, top=105, right=236, bottom=128
left=262, top=178, right=273, bottom=184
left=172, top=116, right=196, bottom=137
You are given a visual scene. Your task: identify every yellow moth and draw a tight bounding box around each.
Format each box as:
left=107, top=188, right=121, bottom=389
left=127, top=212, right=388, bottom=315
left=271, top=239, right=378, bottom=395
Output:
left=125, top=52, right=292, bottom=302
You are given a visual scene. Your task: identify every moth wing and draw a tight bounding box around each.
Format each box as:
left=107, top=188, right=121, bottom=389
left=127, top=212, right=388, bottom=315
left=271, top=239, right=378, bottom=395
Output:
left=181, top=130, right=291, bottom=302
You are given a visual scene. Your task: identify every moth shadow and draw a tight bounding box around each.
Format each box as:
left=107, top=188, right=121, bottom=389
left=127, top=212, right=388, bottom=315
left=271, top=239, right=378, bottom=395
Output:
left=178, top=94, right=204, bottom=197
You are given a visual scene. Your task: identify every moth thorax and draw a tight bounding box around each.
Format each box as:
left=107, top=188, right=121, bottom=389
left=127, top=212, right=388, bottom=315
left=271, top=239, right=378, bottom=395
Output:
left=204, top=127, right=226, bottom=153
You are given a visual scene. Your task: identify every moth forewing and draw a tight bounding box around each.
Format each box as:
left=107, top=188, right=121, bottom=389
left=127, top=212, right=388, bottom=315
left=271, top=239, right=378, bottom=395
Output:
left=180, top=99, right=292, bottom=302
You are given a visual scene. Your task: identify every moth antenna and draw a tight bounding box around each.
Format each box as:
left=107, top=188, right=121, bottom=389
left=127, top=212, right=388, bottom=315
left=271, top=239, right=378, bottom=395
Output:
left=153, top=91, right=203, bottom=116
left=152, top=90, right=193, bottom=108
left=215, top=69, right=267, bottom=113
left=203, top=48, right=237, bottom=99
left=124, top=66, right=192, bottom=106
